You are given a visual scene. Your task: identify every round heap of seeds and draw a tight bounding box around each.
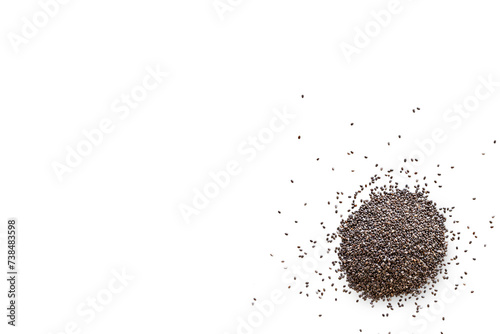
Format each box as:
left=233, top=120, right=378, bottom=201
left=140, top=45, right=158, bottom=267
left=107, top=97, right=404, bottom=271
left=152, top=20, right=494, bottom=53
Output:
left=337, top=187, right=448, bottom=302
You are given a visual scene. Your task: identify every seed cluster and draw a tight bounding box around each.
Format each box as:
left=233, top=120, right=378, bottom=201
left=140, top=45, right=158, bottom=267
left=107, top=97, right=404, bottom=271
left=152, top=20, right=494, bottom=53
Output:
left=337, top=187, right=448, bottom=302
left=271, top=101, right=497, bottom=332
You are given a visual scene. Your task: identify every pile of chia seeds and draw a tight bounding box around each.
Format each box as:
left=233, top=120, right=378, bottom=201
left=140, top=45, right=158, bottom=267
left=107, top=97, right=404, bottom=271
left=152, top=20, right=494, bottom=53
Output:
left=336, top=185, right=448, bottom=303
left=271, top=105, right=497, bottom=333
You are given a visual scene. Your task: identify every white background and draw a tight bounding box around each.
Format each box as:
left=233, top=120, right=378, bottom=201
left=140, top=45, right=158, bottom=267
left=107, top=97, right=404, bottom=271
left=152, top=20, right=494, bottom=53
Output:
left=0, top=0, right=499, bottom=333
